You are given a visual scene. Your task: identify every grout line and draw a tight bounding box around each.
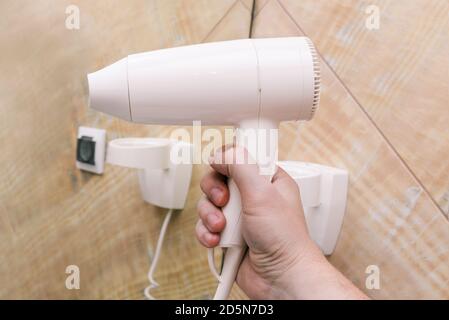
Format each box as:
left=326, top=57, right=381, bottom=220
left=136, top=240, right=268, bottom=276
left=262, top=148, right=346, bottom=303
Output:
left=254, top=0, right=271, bottom=18
left=201, top=0, right=240, bottom=43
left=238, top=0, right=250, bottom=11
left=275, top=0, right=448, bottom=219
left=249, top=0, right=256, bottom=38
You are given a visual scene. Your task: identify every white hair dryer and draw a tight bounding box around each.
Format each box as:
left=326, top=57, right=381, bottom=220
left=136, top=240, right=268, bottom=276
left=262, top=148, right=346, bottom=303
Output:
left=87, top=37, right=320, bottom=299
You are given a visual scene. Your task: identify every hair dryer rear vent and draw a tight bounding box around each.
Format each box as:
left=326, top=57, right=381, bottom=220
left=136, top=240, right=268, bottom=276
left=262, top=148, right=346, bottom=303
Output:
left=305, top=38, right=321, bottom=118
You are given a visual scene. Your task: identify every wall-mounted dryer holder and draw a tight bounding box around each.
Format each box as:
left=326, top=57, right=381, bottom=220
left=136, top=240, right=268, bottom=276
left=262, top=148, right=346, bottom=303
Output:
left=106, top=137, right=193, bottom=299
left=278, top=161, right=348, bottom=255
left=106, top=138, right=193, bottom=210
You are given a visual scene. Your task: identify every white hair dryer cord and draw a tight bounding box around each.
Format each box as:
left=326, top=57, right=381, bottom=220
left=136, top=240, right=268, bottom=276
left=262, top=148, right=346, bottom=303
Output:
left=144, top=208, right=173, bottom=300
left=209, top=246, right=246, bottom=300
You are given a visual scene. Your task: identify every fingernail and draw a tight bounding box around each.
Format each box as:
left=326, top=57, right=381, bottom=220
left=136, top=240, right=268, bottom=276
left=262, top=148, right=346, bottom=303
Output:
left=205, top=233, right=216, bottom=243
left=207, top=213, right=219, bottom=227
left=210, top=187, right=222, bottom=204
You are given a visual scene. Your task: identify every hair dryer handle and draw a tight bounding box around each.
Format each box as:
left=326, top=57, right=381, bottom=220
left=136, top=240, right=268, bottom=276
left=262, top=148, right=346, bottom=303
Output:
left=209, top=178, right=246, bottom=300
left=218, top=179, right=245, bottom=247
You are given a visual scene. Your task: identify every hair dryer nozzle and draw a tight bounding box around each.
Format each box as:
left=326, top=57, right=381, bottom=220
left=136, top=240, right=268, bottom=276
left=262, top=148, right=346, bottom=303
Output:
left=87, top=58, right=131, bottom=121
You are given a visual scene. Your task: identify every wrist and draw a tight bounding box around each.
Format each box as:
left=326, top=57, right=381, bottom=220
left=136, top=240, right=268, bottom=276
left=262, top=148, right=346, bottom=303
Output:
left=271, top=241, right=328, bottom=299
left=271, top=240, right=368, bottom=300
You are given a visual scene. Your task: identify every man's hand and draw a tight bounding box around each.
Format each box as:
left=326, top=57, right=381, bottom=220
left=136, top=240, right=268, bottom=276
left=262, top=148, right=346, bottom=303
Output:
left=195, top=146, right=368, bottom=300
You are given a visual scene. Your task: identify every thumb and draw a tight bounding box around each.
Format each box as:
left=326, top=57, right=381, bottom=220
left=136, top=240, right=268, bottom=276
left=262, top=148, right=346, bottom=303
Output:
left=208, top=145, right=271, bottom=202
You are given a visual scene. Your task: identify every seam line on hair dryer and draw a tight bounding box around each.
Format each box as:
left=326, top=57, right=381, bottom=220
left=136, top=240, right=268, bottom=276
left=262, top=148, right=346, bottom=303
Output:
left=250, top=39, right=262, bottom=131
left=126, top=57, right=133, bottom=121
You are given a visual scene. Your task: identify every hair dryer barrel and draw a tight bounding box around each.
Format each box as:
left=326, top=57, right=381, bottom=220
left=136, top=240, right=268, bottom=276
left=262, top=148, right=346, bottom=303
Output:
left=87, top=37, right=319, bottom=125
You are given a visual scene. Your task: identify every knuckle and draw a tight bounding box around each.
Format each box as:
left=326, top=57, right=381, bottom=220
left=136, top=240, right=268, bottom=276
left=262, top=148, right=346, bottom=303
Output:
left=196, top=197, right=208, bottom=214
left=199, top=177, right=208, bottom=192
left=195, top=220, right=204, bottom=234
left=200, top=170, right=215, bottom=191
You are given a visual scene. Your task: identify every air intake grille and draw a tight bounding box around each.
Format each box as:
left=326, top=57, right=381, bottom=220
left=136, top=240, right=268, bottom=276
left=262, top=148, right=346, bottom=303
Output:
left=305, top=38, right=321, bottom=118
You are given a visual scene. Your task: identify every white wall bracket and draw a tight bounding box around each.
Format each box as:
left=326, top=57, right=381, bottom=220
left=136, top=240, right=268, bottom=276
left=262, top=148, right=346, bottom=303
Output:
left=106, top=138, right=193, bottom=210
left=278, top=161, right=348, bottom=255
